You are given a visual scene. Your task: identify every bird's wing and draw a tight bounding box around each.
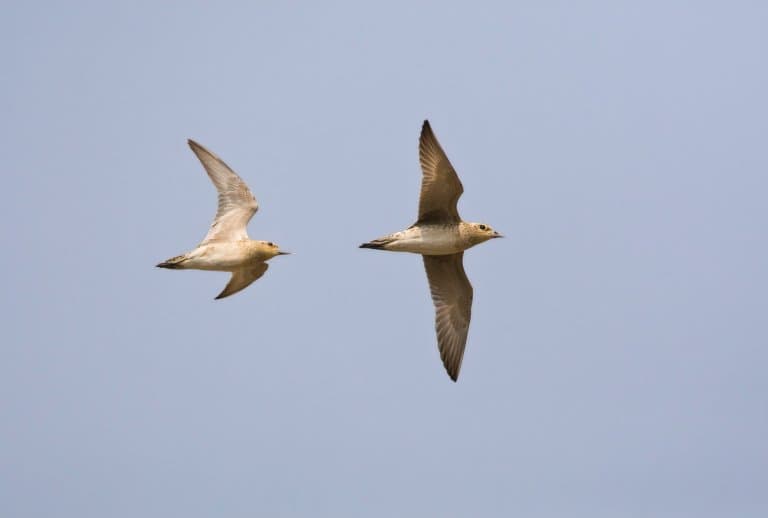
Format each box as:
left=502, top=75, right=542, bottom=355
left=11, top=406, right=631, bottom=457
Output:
left=215, top=263, right=269, bottom=300
left=188, top=140, right=259, bottom=244
left=422, top=253, right=473, bottom=381
left=417, top=120, right=464, bottom=224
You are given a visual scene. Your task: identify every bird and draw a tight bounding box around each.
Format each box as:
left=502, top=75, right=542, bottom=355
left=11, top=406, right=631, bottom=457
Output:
left=360, top=120, right=501, bottom=381
left=157, top=139, right=289, bottom=300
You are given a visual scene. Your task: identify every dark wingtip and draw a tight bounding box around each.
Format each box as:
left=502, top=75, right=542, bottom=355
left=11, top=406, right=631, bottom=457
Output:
left=359, top=242, right=381, bottom=249
left=443, top=361, right=460, bottom=382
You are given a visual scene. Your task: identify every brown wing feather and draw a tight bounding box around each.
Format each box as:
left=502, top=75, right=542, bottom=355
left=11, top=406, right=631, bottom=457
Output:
left=215, top=263, right=269, bottom=300
left=188, top=140, right=259, bottom=244
left=417, top=120, right=464, bottom=224
left=422, top=253, right=473, bottom=381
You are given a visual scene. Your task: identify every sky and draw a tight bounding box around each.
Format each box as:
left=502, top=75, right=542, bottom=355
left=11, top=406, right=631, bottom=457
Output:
left=2, top=1, right=767, bottom=517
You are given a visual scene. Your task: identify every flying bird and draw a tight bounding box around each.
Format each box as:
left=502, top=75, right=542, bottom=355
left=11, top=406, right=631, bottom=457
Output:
left=157, top=140, right=289, bottom=299
left=360, top=120, right=501, bottom=381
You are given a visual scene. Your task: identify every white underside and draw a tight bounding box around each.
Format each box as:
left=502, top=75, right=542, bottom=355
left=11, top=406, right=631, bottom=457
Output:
left=181, top=242, right=261, bottom=271
left=382, top=226, right=466, bottom=255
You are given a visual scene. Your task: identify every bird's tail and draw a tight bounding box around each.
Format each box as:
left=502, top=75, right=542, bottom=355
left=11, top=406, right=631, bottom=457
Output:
left=359, top=241, right=385, bottom=250
left=156, top=254, right=188, bottom=269
left=359, top=236, right=396, bottom=250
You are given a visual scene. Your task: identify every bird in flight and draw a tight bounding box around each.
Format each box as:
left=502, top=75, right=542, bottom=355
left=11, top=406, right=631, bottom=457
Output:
left=360, top=120, right=501, bottom=381
left=157, top=140, right=289, bottom=299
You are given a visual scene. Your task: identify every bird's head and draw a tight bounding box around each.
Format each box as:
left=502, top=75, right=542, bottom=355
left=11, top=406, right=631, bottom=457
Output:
left=465, top=222, right=503, bottom=245
left=260, top=241, right=291, bottom=258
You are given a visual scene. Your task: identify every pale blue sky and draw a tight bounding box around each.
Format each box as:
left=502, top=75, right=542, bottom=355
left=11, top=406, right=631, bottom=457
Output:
left=2, top=2, right=767, bottom=517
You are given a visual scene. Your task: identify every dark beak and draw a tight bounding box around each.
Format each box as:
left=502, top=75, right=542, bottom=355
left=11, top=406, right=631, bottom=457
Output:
left=492, top=232, right=503, bottom=238
left=277, top=250, right=292, bottom=255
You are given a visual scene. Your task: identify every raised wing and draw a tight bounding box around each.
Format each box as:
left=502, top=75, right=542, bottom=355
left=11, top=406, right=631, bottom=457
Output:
left=422, top=253, right=473, bottom=381
left=215, top=263, right=269, bottom=300
left=188, top=140, right=259, bottom=244
left=417, top=120, right=464, bottom=224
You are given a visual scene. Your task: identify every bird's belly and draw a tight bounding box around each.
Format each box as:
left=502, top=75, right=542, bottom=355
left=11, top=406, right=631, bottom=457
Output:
left=386, top=228, right=463, bottom=255
left=183, top=243, right=254, bottom=271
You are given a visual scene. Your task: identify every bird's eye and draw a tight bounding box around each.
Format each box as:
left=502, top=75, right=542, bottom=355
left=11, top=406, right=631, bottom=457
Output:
left=479, top=224, right=487, bottom=231
left=267, top=242, right=274, bottom=247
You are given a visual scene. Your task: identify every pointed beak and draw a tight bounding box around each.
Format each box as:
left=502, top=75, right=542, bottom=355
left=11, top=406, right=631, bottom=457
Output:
left=492, top=232, right=503, bottom=238
left=277, top=250, right=292, bottom=255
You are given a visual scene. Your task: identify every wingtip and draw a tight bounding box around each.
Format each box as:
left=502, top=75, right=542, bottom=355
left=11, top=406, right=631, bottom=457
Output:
left=420, top=120, right=436, bottom=144
left=442, top=354, right=461, bottom=382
